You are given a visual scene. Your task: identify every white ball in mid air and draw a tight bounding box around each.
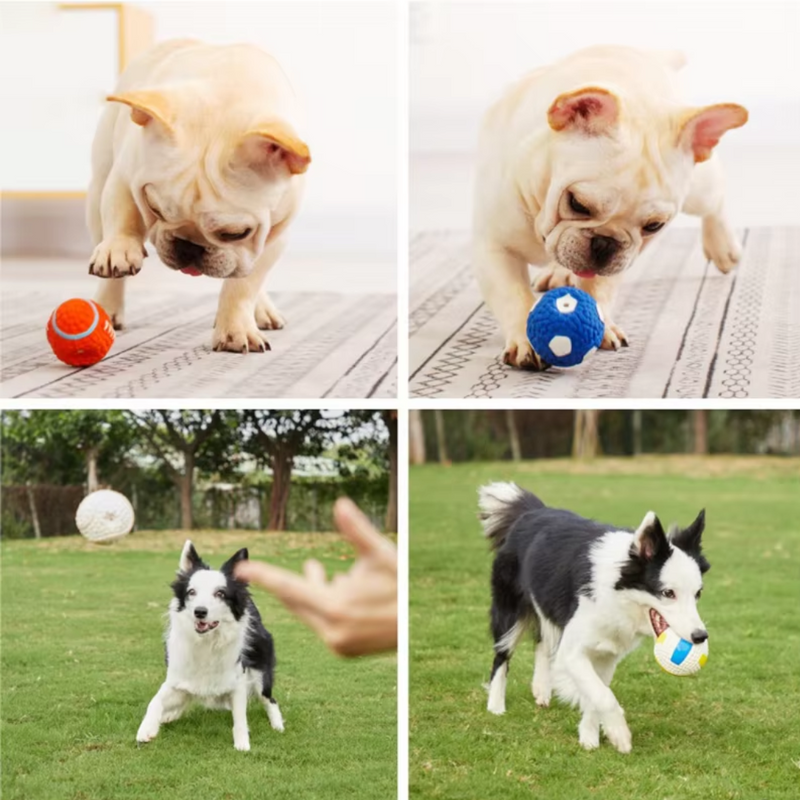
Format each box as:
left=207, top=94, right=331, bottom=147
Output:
left=653, top=628, right=708, bottom=676
left=75, top=490, right=135, bottom=543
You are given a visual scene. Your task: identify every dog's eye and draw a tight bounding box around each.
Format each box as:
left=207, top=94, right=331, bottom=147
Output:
left=568, top=192, right=592, bottom=216
left=187, top=588, right=196, bottom=597
left=661, top=589, right=676, bottom=599
left=215, top=590, right=225, bottom=599
left=695, top=589, right=702, bottom=600
left=643, top=220, right=665, bottom=234
left=218, top=228, right=252, bottom=242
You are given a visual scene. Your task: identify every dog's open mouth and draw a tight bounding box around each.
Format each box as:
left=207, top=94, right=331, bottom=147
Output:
left=180, top=267, right=203, bottom=277
left=649, top=609, right=669, bottom=637
left=195, top=620, right=219, bottom=634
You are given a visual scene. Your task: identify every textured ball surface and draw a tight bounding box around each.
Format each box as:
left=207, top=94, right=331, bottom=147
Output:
left=526, top=287, right=605, bottom=368
left=653, top=628, right=709, bottom=676
left=47, top=299, right=115, bottom=367
left=75, top=490, right=134, bottom=543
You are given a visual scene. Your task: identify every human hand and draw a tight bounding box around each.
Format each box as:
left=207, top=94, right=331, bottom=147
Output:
left=235, top=498, right=397, bottom=657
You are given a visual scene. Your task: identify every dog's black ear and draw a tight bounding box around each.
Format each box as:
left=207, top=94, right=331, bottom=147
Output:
left=632, top=511, right=669, bottom=561
left=221, top=548, right=249, bottom=575
left=672, top=510, right=710, bottom=573
left=179, top=540, right=206, bottom=573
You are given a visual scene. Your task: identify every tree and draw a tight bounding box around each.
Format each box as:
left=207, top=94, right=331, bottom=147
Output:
left=128, top=410, right=235, bottom=530
left=242, top=411, right=339, bottom=531
left=433, top=410, right=449, bottom=463
left=506, top=410, right=522, bottom=461
left=409, top=410, right=426, bottom=465
left=572, top=410, right=601, bottom=458
left=383, top=410, right=398, bottom=533
left=692, top=410, right=708, bottom=455
left=1, top=410, right=134, bottom=489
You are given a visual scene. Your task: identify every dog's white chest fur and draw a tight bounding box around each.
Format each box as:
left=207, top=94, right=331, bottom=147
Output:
left=165, top=615, right=247, bottom=698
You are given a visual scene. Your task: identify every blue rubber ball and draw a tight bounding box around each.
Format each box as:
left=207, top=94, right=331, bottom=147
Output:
left=526, top=287, right=605, bottom=368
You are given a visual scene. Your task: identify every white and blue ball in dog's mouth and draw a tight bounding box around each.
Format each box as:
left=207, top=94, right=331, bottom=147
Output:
left=653, top=626, right=709, bottom=676
left=526, top=287, right=605, bottom=368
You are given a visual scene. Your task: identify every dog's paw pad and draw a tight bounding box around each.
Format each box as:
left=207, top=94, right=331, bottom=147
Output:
left=503, top=339, right=545, bottom=371
left=533, top=265, right=578, bottom=292
left=89, top=236, right=145, bottom=278
left=254, top=298, right=286, bottom=330
left=212, top=321, right=271, bottom=353
left=601, top=322, right=628, bottom=351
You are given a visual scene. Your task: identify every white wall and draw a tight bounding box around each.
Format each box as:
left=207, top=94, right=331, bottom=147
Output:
left=145, top=2, right=397, bottom=257
left=0, top=2, right=397, bottom=262
left=410, top=0, right=800, bottom=152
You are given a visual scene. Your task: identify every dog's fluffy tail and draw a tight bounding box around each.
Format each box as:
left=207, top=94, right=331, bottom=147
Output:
left=478, top=482, right=544, bottom=551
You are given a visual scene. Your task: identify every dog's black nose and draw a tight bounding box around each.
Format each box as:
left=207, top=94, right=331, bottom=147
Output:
left=691, top=629, right=708, bottom=644
left=174, top=237, right=205, bottom=265
left=590, top=234, right=619, bottom=266
left=194, top=607, right=208, bottom=620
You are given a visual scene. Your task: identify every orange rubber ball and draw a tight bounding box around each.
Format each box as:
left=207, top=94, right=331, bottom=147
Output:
left=46, top=299, right=115, bottom=367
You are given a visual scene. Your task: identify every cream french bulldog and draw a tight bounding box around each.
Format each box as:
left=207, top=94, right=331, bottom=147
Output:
left=473, top=45, right=748, bottom=369
left=87, top=39, right=310, bottom=352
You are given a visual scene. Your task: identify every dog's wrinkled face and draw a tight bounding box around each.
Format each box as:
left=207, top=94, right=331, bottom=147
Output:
left=616, top=510, right=710, bottom=644
left=536, top=87, right=747, bottom=278
left=171, top=541, right=250, bottom=634
left=110, top=91, right=311, bottom=279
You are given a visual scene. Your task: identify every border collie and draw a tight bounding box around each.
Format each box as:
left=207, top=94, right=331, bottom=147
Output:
left=136, top=541, right=284, bottom=751
left=479, top=483, right=709, bottom=753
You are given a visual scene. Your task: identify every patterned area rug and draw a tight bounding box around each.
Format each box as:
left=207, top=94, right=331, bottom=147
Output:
left=409, top=227, right=800, bottom=399
left=1, top=275, right=396, bottom=399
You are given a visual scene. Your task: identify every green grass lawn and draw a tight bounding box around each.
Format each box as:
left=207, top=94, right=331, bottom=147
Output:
left=1, top=530, right=396, bottom=800
left=410, top=457, right=800, bottom=800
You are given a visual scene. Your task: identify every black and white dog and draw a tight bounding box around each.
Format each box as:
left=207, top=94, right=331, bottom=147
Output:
left=479, top=482, right=709, bottom=753
left=136, top=541, right=284, bottom=751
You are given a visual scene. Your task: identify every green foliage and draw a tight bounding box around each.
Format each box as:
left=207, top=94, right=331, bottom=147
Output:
left=1, top=410, right=390, bottom=536
left=410, top=459, right=800, bottom=799
left=1, top=410, right=134, bottom=486
left=420, top=410, right=799, bottom=461
left=1, top=534, right=396, bottom=800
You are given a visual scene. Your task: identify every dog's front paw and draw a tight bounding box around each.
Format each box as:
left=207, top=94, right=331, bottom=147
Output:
left=136, top=718, right=159, bottom=744
left=89, top=236, right=146, bottom=278
left=603, top=713, right=632, bottom=754
left=578, top=715, right=600, bottom=751
left=265, top=700, right=285, bottom=732
left=531, top=678, right=551, bottom=708
left=533, top=264, right=578, bottom=293
left=255, top=293, right=286, bottom=330
left=702, top=216, right=741, bottom=274
left=600, top=321, right=629, bottom=351
left=503, top=336, right=545, bottom=371
left=213, top=314, right=271, bottom=353
left=233, top=731, right=251, bottom=752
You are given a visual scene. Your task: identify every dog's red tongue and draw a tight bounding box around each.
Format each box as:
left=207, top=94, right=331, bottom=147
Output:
left=180, top=267, right=203, bottom=277
left=574, top=270, right=595, bottom=280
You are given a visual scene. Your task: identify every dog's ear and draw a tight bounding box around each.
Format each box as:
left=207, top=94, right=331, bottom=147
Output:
left=237, top=122, right=311, bottom=176
left=221, top=548, right=249, bottom=575
left=671, top=510, right=710, bottom=573
left=676, top=104, right=748, bottom=163
left=179, top=540, right=204, bottom=573
left=107, top=90, right=176, bottom=135
left=632, top=511, right=669, bottom=561
left=547, top=86, right=620, bottom=136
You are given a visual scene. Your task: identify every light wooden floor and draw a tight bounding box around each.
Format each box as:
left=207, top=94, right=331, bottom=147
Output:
left=1, top=259, right=396, bottom=399
left=409, top=227, right=800, bottom=399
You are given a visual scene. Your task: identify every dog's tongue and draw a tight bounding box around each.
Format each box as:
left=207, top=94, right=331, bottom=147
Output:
left=180, top=267, right=203, bottom=277
left=574, top=270, right=596, bottom=280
